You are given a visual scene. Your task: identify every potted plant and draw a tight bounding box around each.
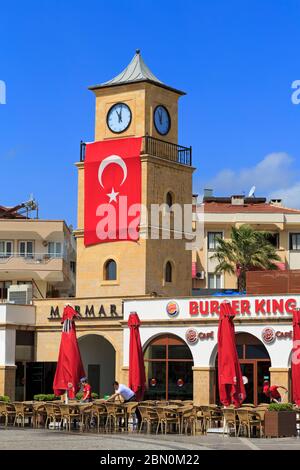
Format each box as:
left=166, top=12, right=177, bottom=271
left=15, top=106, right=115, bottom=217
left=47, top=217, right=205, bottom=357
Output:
left=264, top=403, right=297, bottom=438
left=0, top=395, right=10, bottom=402
left=76, top=392, right=99, bottom=400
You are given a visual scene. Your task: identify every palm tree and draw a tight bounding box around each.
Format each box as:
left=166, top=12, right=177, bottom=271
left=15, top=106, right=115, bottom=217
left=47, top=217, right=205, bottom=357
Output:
left=211, top=224, right=281, bottom=292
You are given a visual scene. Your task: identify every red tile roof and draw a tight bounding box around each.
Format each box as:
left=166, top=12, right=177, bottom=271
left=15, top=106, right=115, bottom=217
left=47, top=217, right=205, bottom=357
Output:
left=202, top=201, right=300, bottom=214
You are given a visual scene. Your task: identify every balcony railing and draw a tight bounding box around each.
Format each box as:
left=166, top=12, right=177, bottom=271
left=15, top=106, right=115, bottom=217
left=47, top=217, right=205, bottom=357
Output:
left=80, top=136, right=192, bottom=166
left=0, top=253, right=64, bottom=264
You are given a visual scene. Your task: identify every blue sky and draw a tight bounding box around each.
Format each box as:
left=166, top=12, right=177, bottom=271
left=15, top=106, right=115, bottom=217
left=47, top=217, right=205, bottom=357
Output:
left=1, top=0, right=300, bottom=226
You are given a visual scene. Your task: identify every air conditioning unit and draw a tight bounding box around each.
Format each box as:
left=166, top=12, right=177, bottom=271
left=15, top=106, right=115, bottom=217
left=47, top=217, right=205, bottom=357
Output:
left=195, top=271, right=205, bottom=280
left=8, top=284, right=33, bottom=305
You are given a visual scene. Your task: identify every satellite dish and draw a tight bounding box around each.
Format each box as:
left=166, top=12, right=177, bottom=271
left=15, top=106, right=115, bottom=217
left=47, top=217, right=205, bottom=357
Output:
left=248, top=186, right=256, bottom=197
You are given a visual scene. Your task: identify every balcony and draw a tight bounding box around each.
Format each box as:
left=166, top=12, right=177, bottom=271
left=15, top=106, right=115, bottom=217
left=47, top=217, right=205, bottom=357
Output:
left=0, top=253, right=65, bottom=282
left=0, top=253, right=64, bottom=265
left=80, top=135, right=192, bottom=166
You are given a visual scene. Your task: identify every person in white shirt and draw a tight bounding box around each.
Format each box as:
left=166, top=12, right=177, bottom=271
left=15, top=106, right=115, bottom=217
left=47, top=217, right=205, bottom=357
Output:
left=107, top=381, right=136, bottom=403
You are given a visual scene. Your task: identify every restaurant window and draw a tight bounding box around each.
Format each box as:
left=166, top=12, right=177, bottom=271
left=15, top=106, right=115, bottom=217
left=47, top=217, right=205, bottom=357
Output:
left=290, top=233, right=300, bottom=251
left=104, top=259, right=117, bottom=281
left=0, top=281, right=12, bottom=301
left=144, top=335, right=193, bottom=401
left=165, top=261, right=173, bottom=283
left=19, top=241, right=34, bottom=258
left=48, top=242, right=62, bottom=258
left=0, top=240, right=13, bottom=258
left=215, top=333, right=271, bottom=406
left=208, top=273, right=222, bottom=289
left=266, top=232, right=279, bottom=249
left=207, top=232, right=223, bottom=250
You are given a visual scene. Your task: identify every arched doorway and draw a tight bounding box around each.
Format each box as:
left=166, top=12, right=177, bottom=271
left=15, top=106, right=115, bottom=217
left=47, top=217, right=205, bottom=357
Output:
left=143, top=334, right=194, bottom=400
left=78, top=335, right=116, bottom=398
left=215, top=333, right=271, bottom=405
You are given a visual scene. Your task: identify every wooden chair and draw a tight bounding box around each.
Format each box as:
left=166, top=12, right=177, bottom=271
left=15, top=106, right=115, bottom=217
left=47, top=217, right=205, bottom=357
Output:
left=79, top=403, right=93, bottom=431
left=44, top=403, right=62, bottom=429
left=33, top=402, right=47, bottom=428
left=223, top=408, right=237, bottom=436
left=104, top=402, right=125, bottom=431
left=91, top=403, right=107, bottom=432
left=0, top=402, right=15, bottom=427
left=180, top=405, right=196, bottom=434
left=59, top=404, right=80, bottom=431
left=200, top=406, right=218, bottom=431
left=138, top=406, right=158, bottom=433
left=156, top=406, right=180, bottom=435
left=13, top=402, right=34, bottom=427
left=236, top=409, right=263, bottom=437
left=123, top=402, right=139, bottom=431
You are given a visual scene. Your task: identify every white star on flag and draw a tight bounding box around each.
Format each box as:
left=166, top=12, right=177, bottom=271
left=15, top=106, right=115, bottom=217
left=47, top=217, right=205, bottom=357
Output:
left=107, top=187, right=119, bottom=203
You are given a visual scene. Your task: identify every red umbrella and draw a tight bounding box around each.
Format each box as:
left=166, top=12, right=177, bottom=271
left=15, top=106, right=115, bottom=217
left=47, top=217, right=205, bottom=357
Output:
left=128, top=312, right=146, bottom=401
left=53, top=305, right=85, bottom=399
left=292, top=309, right=300, bottom=406
left=218, top=301, right=246, bottom=407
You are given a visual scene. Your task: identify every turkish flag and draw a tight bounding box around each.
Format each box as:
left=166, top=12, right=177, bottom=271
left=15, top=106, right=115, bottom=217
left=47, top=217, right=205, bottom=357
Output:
left=84, top=137, right=142, bottom=246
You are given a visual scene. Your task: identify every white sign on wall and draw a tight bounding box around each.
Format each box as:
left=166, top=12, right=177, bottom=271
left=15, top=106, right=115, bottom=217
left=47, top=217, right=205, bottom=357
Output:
left=124, top=295, right=298, bottom=322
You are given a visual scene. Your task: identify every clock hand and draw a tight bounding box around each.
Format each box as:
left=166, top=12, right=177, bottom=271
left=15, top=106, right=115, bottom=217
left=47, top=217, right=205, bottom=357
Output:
left=158, top=110, right=162, bottom=125
left=119, top=104, right=123, bottom=122
left=116, top=109, right=121, bottom=123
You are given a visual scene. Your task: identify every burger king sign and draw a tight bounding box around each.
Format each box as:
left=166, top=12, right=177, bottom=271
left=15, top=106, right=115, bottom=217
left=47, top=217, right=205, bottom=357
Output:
left=166, top=301, right=180, bottom=318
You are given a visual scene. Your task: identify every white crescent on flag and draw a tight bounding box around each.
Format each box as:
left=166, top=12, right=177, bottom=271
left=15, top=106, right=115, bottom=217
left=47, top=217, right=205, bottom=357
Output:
left=98, top=154, right=128, bottom=188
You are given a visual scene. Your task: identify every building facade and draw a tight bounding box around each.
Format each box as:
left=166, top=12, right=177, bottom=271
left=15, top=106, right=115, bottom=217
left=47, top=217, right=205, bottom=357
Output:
left=123, top=295, right=295, bottom=405
left=0, top=217, right=76, bottom=301
left=0, top=51, right=297, bottom=403
left=192, top=192, right=300, bottom=291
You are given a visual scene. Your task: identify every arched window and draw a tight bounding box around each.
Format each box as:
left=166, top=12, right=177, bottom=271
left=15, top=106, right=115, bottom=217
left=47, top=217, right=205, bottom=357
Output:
left=144, top=334, right=193, bottom=400
left=166, top=191, right=173, bottom=208
left=104, top=259, right=117, bottom=281
left=165, top=261, right=172, bottom=283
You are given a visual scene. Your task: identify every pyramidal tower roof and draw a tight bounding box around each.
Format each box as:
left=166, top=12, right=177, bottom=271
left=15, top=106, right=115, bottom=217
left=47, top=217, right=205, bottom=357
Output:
left=89, top=50, right=185, bottom=95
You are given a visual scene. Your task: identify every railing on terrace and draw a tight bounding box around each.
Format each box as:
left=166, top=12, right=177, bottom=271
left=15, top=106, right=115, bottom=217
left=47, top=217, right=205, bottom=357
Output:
left=80, top=135, right=192, bottom=166
left=0, top=253, right=64, bottom=264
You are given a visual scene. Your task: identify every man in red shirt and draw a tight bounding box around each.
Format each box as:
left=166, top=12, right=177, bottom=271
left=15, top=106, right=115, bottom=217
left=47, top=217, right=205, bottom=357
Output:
left=80, top=377, right=92, bottom=402
left=263, top=380, right=288, bottom=403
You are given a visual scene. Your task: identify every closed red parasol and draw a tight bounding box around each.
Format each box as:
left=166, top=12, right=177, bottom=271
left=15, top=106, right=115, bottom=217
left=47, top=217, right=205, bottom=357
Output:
left=292, top=309, right=300, bottom=406
left=53, top=305, right=85, bottom=399
left=218, top=301, right=246, bottom=407
left=128, top=312, right=146, bottom=401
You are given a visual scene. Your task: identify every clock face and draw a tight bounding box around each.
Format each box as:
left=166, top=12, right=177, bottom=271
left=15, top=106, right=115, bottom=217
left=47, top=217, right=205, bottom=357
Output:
left=107, top=103, right=132, bottom=133
left=154, top=105, right=171, bottom=135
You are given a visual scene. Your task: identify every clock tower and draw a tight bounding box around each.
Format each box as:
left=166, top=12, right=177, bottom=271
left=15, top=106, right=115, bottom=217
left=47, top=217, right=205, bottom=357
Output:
left=75, top=50, right=194, bottom=298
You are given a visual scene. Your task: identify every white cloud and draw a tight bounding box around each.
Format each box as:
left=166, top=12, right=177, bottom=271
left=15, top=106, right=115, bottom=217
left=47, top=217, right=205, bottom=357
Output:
left=198, top=152, right=300, bottom=208
left=269, top=183, right=300, bottom=209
